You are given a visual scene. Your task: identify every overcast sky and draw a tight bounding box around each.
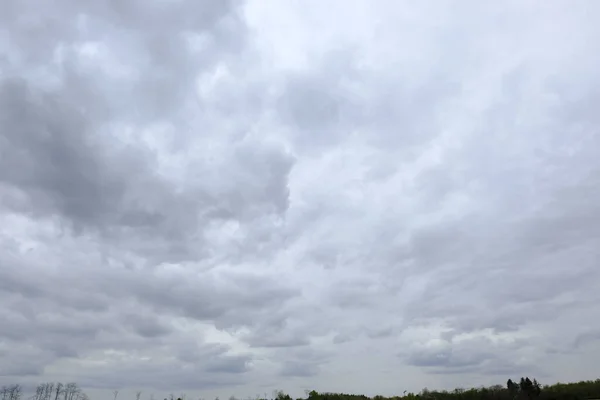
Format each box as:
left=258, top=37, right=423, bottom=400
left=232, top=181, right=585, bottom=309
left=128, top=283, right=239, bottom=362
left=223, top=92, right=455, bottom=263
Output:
left=1, top=0, right=600, bottom=399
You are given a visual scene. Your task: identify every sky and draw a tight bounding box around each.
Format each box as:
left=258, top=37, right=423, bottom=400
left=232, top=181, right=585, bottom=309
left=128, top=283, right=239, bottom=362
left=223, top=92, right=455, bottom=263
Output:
left=1, top=0, right=600, bottom=399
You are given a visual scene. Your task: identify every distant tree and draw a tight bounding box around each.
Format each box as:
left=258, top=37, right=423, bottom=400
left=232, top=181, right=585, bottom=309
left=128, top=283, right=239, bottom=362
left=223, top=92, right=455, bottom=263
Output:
left=307, top=392, right=319, bottom=400
left=54, top=383, right=63, bottom=400
left=274, top=391, right=291, bottom=400
left=521, top=378, right=531, bottom=398
left=44, top=383, right=55, bottom=400
left=525, top=380, right=539, bottom=399
left=12, top=386, right=21, bottom=400
left=34, top=383, right=45, bottom=400
left=508, top=379, right=519, bottom=399
left=505, top=377, right=542, bottom=400
left=63, top=382, right=81, bottom=400
left=0, top=385, right=18, bottom=400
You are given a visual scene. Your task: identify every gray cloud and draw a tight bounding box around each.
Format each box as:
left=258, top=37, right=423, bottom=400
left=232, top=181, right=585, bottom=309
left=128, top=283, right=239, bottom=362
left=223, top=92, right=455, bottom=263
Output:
left=2, top=0, right=600, bottom=398
left=277, top=349, right=332, bottom=378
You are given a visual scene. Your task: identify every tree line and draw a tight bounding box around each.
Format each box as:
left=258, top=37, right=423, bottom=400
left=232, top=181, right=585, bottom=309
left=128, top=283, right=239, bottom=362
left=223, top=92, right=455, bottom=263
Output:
left=274, top=378, right=599, bottom=400
left=2, top=377, right=600, bottom=400
left=288, top=378, right=600, bottom=400
left=1, top=383, right=88, bottom=400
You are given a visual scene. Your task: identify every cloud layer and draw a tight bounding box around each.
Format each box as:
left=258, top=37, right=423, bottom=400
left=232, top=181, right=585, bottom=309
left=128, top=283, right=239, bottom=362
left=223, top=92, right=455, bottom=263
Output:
left=2, top=0, right=600, bottom=398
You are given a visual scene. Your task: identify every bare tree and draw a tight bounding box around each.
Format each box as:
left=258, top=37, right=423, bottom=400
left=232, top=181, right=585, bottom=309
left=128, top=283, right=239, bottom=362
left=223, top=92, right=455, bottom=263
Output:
left=62, top=383, right=80, bottom=400
left=43, top=383, right=55, bottom=400
left=54, top=384, right=63, bottom=400
left=5, top=385, right=22, bottom=400
left=1, top=386, right=7, bottom=400
left=33, top=383, right=54, bottom=400
left=136, top=392, right=142, bottom=400
left=113, top=391, right=119, bottom=400
left=33, top=383, right=45, bottom=400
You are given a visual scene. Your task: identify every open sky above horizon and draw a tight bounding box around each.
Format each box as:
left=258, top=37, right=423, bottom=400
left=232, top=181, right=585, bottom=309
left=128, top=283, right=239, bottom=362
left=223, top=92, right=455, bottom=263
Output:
left=2, top=0, right=600, bottom=399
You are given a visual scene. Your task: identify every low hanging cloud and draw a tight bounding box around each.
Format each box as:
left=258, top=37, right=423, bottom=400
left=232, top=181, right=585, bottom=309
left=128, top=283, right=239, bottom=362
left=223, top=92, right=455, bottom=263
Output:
left=2, top=0, right=600, bottom=398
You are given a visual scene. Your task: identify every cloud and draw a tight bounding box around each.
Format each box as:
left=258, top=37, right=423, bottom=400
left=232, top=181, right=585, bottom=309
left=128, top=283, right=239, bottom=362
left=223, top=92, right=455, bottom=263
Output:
left=277, top=349, right=332, bottom=378
left=2, top=0, right=600, bottom=398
